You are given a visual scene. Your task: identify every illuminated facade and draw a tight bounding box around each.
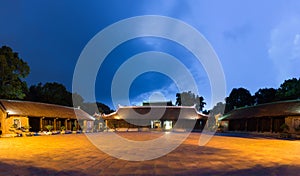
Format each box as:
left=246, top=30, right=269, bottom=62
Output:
left=101, top=105, right=208, bottom=131
left=221, top=100, right=300, bottom=134
left=0, top=100, right=94, bottom=136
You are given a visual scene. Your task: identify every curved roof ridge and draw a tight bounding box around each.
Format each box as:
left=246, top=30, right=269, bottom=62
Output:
left=0, top=99, right=76, bottom=109
left=226, top=99, right=300, bottom=114
left=0, top=99, right=94, bottom=120
left=222, top=99, right=300, bottom=120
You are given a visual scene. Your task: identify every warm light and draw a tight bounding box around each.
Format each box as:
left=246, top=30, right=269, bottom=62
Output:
left=164, top=121, right=172, bottom=130
left=6, top=110, right=15, bottom=115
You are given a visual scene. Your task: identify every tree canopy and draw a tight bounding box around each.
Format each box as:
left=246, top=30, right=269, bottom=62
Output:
left=222, top=78, right=300, bottom=114
left=225, top=88, right=254, bottom=113
left=26, top=82, right=114, bottom=114
left=276, top=78, right=300, bottom=101
left=26, top=82, right=72, bottom=106
left=0, top=46, right=30, bottom=99
left=210, top=102, right=226, bottom=116
left=254, top=88, right=277, bottom=104
left=175, top=91, right=206, bottom=112
left=81, top=102, right=114, bottom=115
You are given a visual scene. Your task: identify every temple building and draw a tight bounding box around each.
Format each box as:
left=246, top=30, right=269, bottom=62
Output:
left=101, top=103, right=208, bottom=131
left=0, top=99, right=94, bottom=136
left=220, top=100, right=300, bottom=135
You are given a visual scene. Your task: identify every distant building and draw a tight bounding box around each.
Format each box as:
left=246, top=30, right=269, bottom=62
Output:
left=101, top=104, right=207, bottom=131
left=220, top=100, right=300, bottom=134
left=0, top=99, right=94, bottom=137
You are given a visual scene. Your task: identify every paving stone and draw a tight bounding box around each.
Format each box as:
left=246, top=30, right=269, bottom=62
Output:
left=0, top=133, right=299, bottom=175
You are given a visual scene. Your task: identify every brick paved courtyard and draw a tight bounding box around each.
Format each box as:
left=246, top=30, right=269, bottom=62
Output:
left=0, top=132, right=299, bottom=176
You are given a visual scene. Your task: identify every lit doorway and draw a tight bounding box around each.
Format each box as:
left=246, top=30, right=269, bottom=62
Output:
left=151, top=120, right=161, bottom=129
left=163, top=121, right=173, bottom=130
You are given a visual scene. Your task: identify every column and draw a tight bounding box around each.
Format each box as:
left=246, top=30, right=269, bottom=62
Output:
left=256, top=118, right=259, bottom=132
left=40, top=118, right=43, bottom=131
left=53, top=118, right=57, bottom=131
left=76, top=120, right=79, bottom=131
left=83, top=120, right=87, bottom=132
left=270, top=117, right=273, bottom=133
left=64, top=119, right=68, bottom=130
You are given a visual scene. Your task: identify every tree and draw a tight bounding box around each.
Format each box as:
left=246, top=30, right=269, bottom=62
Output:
left=0, top=46, right=30, bottom=99
left=26, top=83, right=44, bottom=102
left=26, top=82, right=114, bottom=115
left=276, top=78, right=300, bottom=101
left=82, top=102, right=114, bottom=115
left=210, top=102, right=226, bottom=116
left=72, top=92, right=84, bottom=107
left=175, top=91, right=206, bottom=112
left=254, top=88, right=277, bottom=105
left=225, top=88, right=254, bottom=113
left=26, top=82, right=72, bottom=106
left=205, top=102, right=226, bottom=129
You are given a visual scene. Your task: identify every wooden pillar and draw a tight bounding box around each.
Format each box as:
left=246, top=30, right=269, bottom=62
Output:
left=256, top=118, right=259, bottom=132
left=40, top=118, right=43, bottom=131
left=270, top=117, right=273, bottom=133
left=64, top=119, right=68, bottom=130
left=245, top=119, right=248, bottom=131
left=105, top=120, right=108, bottom=129
left=83, top=120, right=87, bottom=132
left=76, top=120, right=79, bottom=131
left=53, top=118, right=57, bottom=131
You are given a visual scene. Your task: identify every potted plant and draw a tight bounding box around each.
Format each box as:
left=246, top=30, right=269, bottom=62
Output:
left=72, top=126, right=77, bottom=134
left=45, top=125, right=53, bottom=135
left=60, top=126, right=66, bottom=134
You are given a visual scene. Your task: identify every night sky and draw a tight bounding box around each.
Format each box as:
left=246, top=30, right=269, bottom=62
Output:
left=1, top=1, right=300, bottom=110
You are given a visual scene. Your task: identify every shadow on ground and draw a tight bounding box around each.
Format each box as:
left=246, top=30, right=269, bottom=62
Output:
left=215, top=132, right=299, bottom=140
left=0, top=161, right=90, bottom=176
left=181, top=164, right=300, bottom=176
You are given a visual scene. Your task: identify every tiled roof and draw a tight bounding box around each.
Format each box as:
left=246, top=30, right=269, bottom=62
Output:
left=102, top=105, right=207, bottom=120
left=0, top=99, right=94, bottom=120
left=222, top=100, right=300, bottom=120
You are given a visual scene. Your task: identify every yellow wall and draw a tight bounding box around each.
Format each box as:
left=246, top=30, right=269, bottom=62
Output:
left=1, top=115, right=29, bottom=135
left=0, top=110, right=5, bottom=134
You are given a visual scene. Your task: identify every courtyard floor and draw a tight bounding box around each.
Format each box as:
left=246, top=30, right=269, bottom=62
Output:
left=0, top=132, right=299, bottom=176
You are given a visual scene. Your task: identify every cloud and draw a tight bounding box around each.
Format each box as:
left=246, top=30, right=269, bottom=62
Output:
left=268, top=15, right=300, bottom=82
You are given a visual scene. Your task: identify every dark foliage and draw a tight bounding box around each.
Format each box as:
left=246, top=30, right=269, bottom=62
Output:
left=176, top=91, right=206, bottom=112
left=0, top=46, right=30, bottom=99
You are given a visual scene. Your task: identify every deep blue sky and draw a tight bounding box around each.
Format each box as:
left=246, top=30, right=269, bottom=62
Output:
left=1, top=1, right=300, bottom=110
